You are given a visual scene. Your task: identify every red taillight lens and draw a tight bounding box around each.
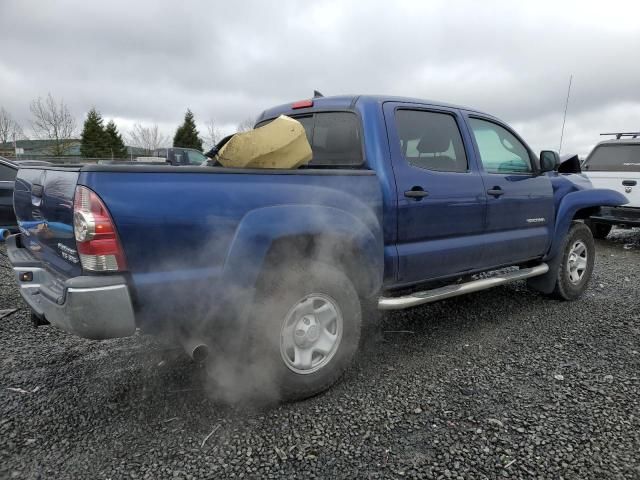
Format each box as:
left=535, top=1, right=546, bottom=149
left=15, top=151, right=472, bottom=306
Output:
left=73, top=186, right=127, bottom=272
left=291, top=99, right=313, bottom=109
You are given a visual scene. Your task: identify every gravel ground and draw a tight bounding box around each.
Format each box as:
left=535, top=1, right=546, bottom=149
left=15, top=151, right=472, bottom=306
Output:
left=1, top=230, right=639, bottom=480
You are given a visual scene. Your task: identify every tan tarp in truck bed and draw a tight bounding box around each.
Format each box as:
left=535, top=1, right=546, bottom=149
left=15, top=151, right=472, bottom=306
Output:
left=217, top=115, right=312, bottom=169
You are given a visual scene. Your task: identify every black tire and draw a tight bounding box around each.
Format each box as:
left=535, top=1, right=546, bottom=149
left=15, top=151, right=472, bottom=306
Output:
left=585, top=220, right=612, bottom=239
left=551, top=222, right=595, bottom=300
left=250, top=261, right=362, bottom=401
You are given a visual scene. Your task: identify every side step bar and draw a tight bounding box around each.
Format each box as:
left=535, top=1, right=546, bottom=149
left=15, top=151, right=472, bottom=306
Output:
left=378, top=263, right=549, bottom=311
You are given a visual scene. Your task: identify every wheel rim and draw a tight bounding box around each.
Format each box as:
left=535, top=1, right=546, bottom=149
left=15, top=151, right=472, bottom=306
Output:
left=280, top=294, right=343, bottom=375
left=567, top=240, right=588, bottom=284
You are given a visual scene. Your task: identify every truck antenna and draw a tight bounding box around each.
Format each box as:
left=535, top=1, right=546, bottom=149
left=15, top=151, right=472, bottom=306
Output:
left=558, top=74, right=573, bottom=154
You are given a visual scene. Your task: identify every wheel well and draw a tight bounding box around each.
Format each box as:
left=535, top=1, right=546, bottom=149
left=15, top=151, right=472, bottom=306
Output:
left=259, top=235, right=377, bottom=299
left=572, top=206, right=600, bottom=220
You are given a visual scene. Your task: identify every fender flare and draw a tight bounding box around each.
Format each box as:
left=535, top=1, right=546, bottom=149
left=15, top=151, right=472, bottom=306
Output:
left=548, top=188, right=627, bottom=260
left=529, top=188, right=626, bottom=294
left=217, top=204, right=384, bottom=318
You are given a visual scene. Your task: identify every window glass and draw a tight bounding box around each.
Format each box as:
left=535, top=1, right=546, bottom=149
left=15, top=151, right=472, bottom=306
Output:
left=469, top=118, right=532, bottom=173
left=584, top=144, right=640, bottom=172
left=155, top=149, right=167, bottom=159
left=187, top=150, right=207, bottom=165
left=256, top=112, right=362, bottom=166
left=395, top=110, right=468, bottom=172
left=0, top=164, right=17, bottom=181
left=311, top=112, right=361, bottom=166
left=173, top=151, right=185, bottom=165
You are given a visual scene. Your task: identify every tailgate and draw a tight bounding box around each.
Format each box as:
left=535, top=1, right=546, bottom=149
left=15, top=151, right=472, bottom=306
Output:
left=13, top=167, right=82, bottom=277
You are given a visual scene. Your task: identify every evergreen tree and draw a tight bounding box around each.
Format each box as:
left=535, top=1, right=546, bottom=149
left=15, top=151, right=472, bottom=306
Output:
left=104, top=120, right=128, bottom=159
left=173, top=109, right=203, bottom=150
left=80, top=108, right=110, bottom=158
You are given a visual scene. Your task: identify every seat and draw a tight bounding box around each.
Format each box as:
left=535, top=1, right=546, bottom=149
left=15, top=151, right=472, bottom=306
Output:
left=414, top=129, right=457, bottom=171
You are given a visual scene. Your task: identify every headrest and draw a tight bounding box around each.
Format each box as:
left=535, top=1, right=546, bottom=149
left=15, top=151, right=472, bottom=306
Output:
left=416, top=127, right=452, bottom=154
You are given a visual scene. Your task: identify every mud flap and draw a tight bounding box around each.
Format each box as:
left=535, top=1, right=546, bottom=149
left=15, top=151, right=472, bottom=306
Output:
left=526, top=237, right=567, bottom=294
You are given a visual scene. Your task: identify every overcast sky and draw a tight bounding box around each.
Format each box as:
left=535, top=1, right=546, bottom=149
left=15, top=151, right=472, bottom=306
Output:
left=1, top=0, right=639, bottom=155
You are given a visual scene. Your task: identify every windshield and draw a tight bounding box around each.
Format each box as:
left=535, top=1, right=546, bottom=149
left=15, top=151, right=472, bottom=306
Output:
left=584, top=144, right=640, bottom=172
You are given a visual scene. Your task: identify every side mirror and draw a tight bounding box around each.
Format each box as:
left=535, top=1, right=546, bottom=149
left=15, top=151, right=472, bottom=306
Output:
left=539, top=150, right=560, bottom=172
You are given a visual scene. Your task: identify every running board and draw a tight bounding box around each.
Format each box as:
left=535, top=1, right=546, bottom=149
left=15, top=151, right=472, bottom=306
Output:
left=378, top=263, right=549, bottom=311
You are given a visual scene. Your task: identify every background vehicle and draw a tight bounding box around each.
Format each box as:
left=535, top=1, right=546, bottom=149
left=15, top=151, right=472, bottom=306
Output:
left=0, top=156, right=18, bottom=237
left=583, top=132, right=640, bottom=238
left=0, top=157, right=52, bottom=238
left=152, top=147, right=208, bottom=165
left=7, top=95, right=627, bottom=400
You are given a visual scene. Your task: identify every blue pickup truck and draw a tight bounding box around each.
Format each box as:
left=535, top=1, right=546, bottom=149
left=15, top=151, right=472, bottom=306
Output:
left=7, top=95, right=626, bottom=400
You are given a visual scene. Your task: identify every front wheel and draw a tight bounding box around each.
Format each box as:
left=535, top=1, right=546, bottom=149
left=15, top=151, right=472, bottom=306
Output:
left=552, top=222, right=595, bottom=300
left=250, top=261, right=362, bottom=401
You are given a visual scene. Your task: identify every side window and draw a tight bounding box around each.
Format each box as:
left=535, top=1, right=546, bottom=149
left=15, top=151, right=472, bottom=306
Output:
left=469, top=118, right=533, bottom=174
left=187, top=150, right=207, bottom=165
left=155, top=149, right=167, bottom=159
left=0, top=164, right=17, bottom=181
left=395, top=110, right=468, bottom=173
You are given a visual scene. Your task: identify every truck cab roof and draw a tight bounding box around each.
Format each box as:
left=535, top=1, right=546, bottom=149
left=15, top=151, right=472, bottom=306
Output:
left=257, top=94, right=496, bottom=123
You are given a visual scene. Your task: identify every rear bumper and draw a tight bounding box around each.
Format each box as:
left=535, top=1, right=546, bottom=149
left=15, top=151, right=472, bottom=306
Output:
left=7, top=234, right=136, bottom=339
left=590, top=206, right=640, bottom=227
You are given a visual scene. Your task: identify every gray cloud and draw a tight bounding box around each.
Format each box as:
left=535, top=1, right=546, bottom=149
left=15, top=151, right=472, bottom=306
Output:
left=1, top=0, right=639, bottom=155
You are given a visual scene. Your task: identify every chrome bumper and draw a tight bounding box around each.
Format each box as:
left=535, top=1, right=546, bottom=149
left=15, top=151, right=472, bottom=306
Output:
left=7, top=235, right=136, bottom=340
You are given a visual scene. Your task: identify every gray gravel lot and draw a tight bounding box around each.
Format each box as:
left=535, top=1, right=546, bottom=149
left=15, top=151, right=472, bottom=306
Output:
left=1, top=231, right=639, bottom=480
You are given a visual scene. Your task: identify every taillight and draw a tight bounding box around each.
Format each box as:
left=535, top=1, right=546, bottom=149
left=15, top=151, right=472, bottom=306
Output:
left=73, top=185, right=127, bottom=272
left=291, top=99, right=313, bottom=109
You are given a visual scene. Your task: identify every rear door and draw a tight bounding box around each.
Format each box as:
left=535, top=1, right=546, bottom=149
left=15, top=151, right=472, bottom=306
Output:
left=583, top=143, right=640, bottom=207
left=0, top=160, right=18, bottom=227
left=384, top=103, right=487, bottom=284
left=13, top=167, right=82, bottom=277
left=466, top=116, right=554, bottom=266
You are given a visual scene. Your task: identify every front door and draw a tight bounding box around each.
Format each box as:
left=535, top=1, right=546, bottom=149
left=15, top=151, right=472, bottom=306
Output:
left=466, top=116, right=554, bottom=266
left=384, top=103, right=487, bottom=285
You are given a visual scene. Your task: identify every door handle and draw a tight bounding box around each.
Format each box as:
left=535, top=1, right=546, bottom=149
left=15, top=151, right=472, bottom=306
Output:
left=404, top=188, right=429, bottom=200
left=622, top=180, right=637, bottom=186
left=487, top=187, right=504, bottom=197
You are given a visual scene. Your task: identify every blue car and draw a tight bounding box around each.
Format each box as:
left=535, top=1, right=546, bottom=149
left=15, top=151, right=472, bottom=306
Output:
left=6, top=95, right=627, bottom=400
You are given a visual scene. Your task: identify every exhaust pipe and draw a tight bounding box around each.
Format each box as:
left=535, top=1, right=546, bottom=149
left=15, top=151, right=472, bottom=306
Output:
left=182, top=337, right=210, bottom=362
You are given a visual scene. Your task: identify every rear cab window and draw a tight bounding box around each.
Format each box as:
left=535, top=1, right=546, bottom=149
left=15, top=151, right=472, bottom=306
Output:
left=584, top=144, right=640, bottom=172
left=256, top=112, right=363, bottom=167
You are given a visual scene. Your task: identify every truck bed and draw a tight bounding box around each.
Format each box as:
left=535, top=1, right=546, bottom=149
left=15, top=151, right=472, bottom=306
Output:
left=13, top=164, right=383, bottom=332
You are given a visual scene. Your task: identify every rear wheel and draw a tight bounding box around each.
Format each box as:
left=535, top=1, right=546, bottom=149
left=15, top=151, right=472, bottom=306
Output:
left=552, top=222, right=595, bottom=300
left=585, top=219, right=612, bottom=239
left=250, top=261, right=362, bottom=401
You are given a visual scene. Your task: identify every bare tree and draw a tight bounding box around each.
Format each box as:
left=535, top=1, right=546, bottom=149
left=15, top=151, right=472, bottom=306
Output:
left=236, top=117, right=255, bottom=133
left=0, top=107, right=26, bottom=145
left=128, top=123, right=169, bottom=153
left=204, top=118, right=222, bottom=151
left=30, top=93, right=77, bottom=155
